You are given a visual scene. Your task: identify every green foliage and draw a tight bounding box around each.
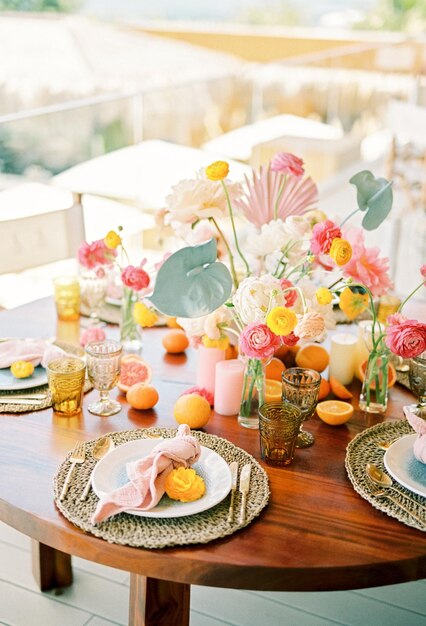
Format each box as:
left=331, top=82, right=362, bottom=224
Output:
left=349, top=170, right=393, bottom=230
left=355, top=0, right=426, bottom=31
left=0, top=0, right=81, bottom=12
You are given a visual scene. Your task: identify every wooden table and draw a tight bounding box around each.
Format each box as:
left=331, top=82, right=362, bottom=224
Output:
left=0, top=298, right=425, bottom=626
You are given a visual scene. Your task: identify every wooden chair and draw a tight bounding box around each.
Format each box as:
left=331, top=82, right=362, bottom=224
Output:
left=0, top=183, right=85, bottom=308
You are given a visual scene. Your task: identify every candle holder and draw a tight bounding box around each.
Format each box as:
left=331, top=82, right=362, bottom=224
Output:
left=282, top=368, right=321, bottom=448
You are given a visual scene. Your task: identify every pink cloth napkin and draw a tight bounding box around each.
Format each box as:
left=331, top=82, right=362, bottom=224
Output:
left=0, top=339, right=69, bottom=369
left=91, top=424, right=201, bottom=524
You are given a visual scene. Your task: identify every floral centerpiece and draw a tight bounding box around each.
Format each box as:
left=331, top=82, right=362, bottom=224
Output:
left=144, top=151, right=425, bottom=424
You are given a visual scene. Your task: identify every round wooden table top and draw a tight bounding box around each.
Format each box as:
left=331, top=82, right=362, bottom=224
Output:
left=0, top=298, right=425, bottom=592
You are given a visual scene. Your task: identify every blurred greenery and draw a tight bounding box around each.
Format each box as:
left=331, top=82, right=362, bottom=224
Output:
left=357, top=0, right=426, bottom=31
left=0, top=0, right=81, bottom=11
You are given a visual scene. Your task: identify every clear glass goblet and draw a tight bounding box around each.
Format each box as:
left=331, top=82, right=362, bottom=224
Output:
left=409, top=352, right=426, bottom=420
left=86, top=340, right=122, bottom=416
left=282, top=367, right=321, bottom=448
left=80, top=269, right=108, bottom=326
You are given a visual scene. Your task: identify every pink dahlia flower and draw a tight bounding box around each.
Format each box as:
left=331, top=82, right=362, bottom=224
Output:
left=385, top=319, right=426, bottom=358
left=239, top=323, right=281, bottom=359
left=280, top=278, right=298, bottom=307
left=78, top=239, right=116, bottom=270
left=310, top=219, right=342, bottom=255
left=121, top=265, right=150, bottom=291
left=342, top=228, right=392, bottom=298
left=270, top=152, right=305, bottom=178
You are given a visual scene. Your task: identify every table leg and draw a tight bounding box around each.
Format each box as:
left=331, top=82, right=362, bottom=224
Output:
left=31, top=540, right=73, bottom=591
left=129, top=573, right=190, bottom=626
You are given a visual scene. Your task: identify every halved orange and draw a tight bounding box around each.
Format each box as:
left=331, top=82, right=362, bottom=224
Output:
left=295, top=343, right=330, bottom=373
left=357, top=359, right=396, bottom=389
left=264, top=379, right=282, bottom=403
left=316, top=400, right=354, bottom=425
left=329, top=376, right=353, bottom=400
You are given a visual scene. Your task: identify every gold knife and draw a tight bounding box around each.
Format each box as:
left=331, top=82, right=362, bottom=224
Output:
left=227, top=461, right=238, bottom=524
left=0, top=398, right=46, bottom=406
left=0, top=393, right=48, bottom=400
left=239, top=463, right=251, bottom=524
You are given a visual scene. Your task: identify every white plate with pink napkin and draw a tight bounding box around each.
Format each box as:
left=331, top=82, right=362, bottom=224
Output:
left=91, top=438, right=232, bottom=519
left=384, top=434, right=426, bottom=498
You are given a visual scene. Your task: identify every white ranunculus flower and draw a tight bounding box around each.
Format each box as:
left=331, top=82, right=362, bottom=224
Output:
left=247, top=220, right=291, bottom=258
left=282, top=215, right=312, bottom=239
left=203, top=306, right=232, bottom=340
left=165, top=173, right=242, bottom=225
left=233, top=275, right=284, bottom=324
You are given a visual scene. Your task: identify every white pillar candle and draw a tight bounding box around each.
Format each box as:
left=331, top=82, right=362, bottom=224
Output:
left=354, top=320, right=372, bottom=371
left=329, top=333, right=357, bottom=385
left=196, top=344, right=226, bottom=395
left=214, top=359, right=245, bottom=416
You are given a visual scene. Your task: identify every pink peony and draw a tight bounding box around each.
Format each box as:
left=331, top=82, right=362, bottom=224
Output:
left=281, top=331, right=300, bottom=346
left=79, top=326, right=106, bottom=347
left=310, top=220, right=342, bottom=255
left=342, top=228, right=392, bottom=297
left=181, top=386, right=214, bottom=406
left=385, top=319, right=426, bottom=358
left=121, top=265, right=150, bottom=291
left=421, top=264, right=426, bottom=284
left=387, top=313, right=406, bottom=326
left=78, top=239, right=116, bottom=270
left=270, top=152, right=305, bottom=178
left=294, top=312, right=325, bottom=340
left=239, top=323, right=281, bottom=359
left=280, top=278, right=298, bottom=307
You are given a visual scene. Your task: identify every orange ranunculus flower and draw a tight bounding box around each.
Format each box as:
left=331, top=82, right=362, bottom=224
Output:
left=165, top=467, right=205, bottom=502
left=329, top=238, right=352, bottom=266
left=205, top=160, right=229, bottom=181
left=339, top=287, right=369, bottom=321
left=104, top=230, right=122, bottom=249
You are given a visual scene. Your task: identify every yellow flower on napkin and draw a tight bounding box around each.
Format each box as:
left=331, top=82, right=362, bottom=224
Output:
left=133, top=302, right=159, bottom=328
left=165, top=467, right=206, bottom=502
left=329, top=238, right=352, bottom=266
left=10, top=360, right=34, bottom=379
left=205, top=160, right=229, bottom=181
left=104, top=230, right=122, bottom=249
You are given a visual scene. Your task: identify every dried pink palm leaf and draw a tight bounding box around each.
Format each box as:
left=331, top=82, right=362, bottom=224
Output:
left=234, top=166, right=318, bottom=228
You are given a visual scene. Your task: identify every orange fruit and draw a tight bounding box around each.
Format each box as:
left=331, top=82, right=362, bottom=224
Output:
left=274, top=344, right=299, bottom=368
left=295, top=344, right=329, bottom=373
left=265, top=357, right=286, bottom=381
left=318, top=377, right=331, bottom=400
left=357, top=359, right=396, bottom=389
left=264, top=379, right=282, bottom=403
left=316, top=400, right=354, bottom=425
left=225, top=344, right=239, bottom=360
left=126, top=383, right=159, bottom=410
left=166, top=317, right=183, bottom=329
left=173, top=393, right=211, bottom=429
left=117, top=355, right=152, bottom=393
left=162, top=330, right=189, bottom=354
left=329, top=376, right=353, bottom=400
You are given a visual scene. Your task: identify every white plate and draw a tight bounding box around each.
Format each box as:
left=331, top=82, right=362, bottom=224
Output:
left=0, top=365, right=47, bottom=391
left=92, top=438, right=232, bottom=518
left=384, top=434, right=426, bottom=498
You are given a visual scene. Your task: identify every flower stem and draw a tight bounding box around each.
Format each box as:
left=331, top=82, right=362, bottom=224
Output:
left=273, top=174, right=286, bottom=221
left=398, top=280, right=425, bottom=312
left=210, top=217, right=239, bottom=290
left=339, top=208, right=360, bottom=229
left=221, top=181, right=251, bottom=278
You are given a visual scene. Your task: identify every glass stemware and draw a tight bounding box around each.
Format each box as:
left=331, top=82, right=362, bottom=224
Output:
left=80, top=269, right=108, bottom=326
left=282, top=367, right=321, bottom=448
left=409, top=352, right=426, bottom=419
left=85, top=340, right=122, bottom=416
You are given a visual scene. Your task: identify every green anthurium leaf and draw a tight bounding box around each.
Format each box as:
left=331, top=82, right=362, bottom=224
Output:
left=147, top=239, right=233, bottom=318
left=349, top=170, right=393, bottom=230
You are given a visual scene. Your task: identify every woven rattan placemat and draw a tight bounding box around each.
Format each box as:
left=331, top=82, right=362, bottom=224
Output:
left=345, top=419, right=425, bottom=532
left=0, top=342, right=92, bottom=413
left=54, top=427, right=270, bottom=549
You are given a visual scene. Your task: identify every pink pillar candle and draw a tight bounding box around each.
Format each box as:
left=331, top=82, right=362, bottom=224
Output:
left=214, top=359, right=245, bottom=416
left=196, top=344, right=226, bottom=396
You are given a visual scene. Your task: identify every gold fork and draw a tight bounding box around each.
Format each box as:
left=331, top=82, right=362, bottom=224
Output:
left=59, top=441, right=86, bottom=501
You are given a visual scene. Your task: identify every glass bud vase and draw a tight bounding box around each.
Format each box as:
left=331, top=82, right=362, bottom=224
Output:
left=120, top=287, right=143, bottom=353
left=359, top=349, right=390, bottom=414
left=238, top=357, right=266, bottom=430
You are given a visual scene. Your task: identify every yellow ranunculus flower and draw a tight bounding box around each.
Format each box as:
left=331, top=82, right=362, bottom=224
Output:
left=104, top=230, right=122, bottom=249
left=10, top=360, right=35, bottom=379
left=205, top=160, right=229, bottom=181
left=339, top=287, right=369, bottom=321
left=133, top=302, right=159, bottom=328
left=315, top=287, right=333, bottom=306
left=165, top=467, right=206, bottom=502
left=329, top=238, right=352, bottom=266
left=266, top=306, right=297, bottom=336
left=202, top=335, right=229, bottom=350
